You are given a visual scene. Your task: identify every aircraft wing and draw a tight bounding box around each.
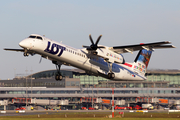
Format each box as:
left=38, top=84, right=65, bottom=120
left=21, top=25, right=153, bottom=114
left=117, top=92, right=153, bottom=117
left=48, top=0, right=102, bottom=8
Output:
left=4, top=48, right=36, bottom=55
left=4, top=48, right=24, bottom=52
left=109, top=41, right=175, bottom=54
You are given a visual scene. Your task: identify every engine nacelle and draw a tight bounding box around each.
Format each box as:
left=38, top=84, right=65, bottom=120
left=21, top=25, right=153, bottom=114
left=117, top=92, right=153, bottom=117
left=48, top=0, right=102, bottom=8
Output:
left=96, top=49, right=125, bottom=64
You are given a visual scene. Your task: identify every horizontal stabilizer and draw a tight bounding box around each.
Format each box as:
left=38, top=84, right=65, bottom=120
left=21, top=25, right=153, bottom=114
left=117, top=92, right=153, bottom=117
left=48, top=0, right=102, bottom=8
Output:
left=109, top=41, right=175, bottom=54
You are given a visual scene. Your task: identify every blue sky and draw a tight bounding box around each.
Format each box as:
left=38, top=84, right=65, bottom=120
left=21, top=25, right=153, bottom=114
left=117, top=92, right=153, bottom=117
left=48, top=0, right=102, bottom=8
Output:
left=0, top=0, right=179, bottom=79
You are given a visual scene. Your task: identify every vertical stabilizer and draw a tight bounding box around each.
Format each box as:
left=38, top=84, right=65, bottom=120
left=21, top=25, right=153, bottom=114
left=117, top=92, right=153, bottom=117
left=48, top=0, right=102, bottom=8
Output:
left=133, top=49, right=152, bottom=76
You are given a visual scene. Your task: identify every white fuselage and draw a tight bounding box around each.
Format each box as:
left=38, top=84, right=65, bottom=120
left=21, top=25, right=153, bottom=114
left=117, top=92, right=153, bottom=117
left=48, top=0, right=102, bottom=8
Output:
left=19, top=36, right=146, bottom=81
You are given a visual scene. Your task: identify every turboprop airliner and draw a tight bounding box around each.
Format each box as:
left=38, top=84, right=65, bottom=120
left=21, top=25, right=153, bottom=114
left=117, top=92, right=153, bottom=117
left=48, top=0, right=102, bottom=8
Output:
left=4, top=34, right=175, bottom=81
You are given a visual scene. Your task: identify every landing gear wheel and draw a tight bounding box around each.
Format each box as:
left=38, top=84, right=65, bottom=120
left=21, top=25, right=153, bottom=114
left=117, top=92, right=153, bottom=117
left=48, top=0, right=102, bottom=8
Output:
left=55, top=74, right=63, bottom=81
left=108, top=73, right=115, bottom=79
left=59, top=75, right=63, bottom=80
left=55, top=75, right=59, bottom=80
left=111, top=73, right=115, bottom=78
left=108, top=73, right=111, bottom=79
left=23, top=52, right=29, bottom=56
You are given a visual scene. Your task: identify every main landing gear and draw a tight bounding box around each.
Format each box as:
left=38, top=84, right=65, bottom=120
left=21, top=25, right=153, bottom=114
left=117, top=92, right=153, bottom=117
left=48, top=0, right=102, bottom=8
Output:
left=52, top=61, right=63, bottom=81
left=107, top=62, right=115, bottom=79
left=108, top=72, right=115, bottom=79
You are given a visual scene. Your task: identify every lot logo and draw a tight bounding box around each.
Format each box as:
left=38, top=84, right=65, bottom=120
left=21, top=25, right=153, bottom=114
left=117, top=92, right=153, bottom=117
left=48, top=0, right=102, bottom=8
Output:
left=44, top=41, right=66, bottom=56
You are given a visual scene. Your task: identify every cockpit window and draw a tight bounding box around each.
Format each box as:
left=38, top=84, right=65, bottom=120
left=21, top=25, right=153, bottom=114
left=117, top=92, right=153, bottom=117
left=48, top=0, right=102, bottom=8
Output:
left=28, top=35, right=43, bottom=40
left=36, top=36, right=43, bottom=40
left=29, top=36, right=36, bottom=38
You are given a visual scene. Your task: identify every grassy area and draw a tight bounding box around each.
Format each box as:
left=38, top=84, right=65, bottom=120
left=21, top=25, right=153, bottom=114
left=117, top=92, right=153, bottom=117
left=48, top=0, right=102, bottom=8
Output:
left=0, top=118, right=180, bottom=120
left=0, top=112, right=180, bottom=120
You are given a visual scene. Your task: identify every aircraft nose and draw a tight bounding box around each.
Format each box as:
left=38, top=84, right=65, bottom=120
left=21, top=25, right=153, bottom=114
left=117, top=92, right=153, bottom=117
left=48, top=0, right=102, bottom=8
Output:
left=19, top=39, right=29, bottom=48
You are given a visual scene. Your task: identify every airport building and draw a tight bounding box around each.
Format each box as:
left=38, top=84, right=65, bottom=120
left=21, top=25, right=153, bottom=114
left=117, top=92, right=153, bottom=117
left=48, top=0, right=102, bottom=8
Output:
left=0, top=69, right=180, bottom=110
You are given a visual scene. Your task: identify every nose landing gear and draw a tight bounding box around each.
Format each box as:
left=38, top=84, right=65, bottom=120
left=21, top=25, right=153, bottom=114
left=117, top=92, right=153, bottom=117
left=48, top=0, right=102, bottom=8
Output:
left=23, top=52, right=29, bottom=56
left=23, top=49, right=29, bottom=56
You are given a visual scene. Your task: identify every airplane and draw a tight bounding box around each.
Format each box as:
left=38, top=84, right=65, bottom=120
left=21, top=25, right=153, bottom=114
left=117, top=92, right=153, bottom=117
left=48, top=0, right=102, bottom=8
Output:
left=4, top=34, right=175, bottom=81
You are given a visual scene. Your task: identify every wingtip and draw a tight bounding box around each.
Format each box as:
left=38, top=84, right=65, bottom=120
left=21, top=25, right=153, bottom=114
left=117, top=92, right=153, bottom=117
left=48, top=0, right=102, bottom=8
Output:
left=172, top=45, right=176, bottom=48
left=165, top=41, right=171, bottom=44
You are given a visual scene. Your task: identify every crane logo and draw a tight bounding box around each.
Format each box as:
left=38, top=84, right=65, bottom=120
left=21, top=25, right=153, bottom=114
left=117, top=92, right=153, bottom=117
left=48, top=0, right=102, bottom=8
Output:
left=44, top=41, right=66, bottom=56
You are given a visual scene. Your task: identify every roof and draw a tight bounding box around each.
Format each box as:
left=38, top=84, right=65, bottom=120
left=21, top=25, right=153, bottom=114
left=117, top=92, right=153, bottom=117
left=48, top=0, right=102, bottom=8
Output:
left=15, top=68, right=180, bottom=80
left=30, top=34, right=42, bottom=37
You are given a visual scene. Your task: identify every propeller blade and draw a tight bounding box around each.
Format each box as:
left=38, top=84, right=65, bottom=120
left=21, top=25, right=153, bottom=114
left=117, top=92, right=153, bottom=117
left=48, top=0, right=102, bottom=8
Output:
left=39, top=56, right=42, bottom=63
left=95, top=35, right=102, bottom=45
left=87, top=47, right=93, bottom=50
left=82, top=45, right=90, bottom=48
left=89, top=34, right=94, bottom=45
left=97, top=46, right=105, bottom=48
left=84, top=34, right=103, bottom=51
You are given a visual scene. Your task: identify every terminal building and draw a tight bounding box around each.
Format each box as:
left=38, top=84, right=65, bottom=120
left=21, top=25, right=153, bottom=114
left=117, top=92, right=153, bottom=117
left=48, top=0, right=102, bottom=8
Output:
left=0, top=69, right=180, bottom=110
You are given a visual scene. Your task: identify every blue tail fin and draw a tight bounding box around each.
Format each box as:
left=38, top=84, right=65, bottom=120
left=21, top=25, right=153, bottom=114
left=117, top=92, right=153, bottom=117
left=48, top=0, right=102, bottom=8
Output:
left=133, top=49, right=153, bottom=76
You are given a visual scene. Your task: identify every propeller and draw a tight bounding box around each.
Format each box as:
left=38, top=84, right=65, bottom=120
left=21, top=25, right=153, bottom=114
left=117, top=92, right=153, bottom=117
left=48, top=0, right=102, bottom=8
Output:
left=39, top=56, right=42, bottom=63
left=83, top=34, right=104, bottom=50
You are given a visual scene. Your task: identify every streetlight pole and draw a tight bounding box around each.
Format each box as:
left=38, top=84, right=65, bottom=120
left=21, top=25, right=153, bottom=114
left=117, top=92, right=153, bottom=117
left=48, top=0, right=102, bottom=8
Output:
left=14, top=68, right=16, bottom=79
left=112, top=88, right=114, bottom=118
left=25, top=68, right=28, bottom=110
left=92, top=76, right=94, bottom=108
left=30, top=68, right=33, bottom=100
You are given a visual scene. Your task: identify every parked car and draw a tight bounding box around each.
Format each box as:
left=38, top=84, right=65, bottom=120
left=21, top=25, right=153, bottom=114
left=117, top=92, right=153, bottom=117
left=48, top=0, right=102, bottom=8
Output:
left=88, top=107, right=95, bottom=110
left=164, top=107, right=169, bottom=110
left=114, top=106, right=126, bottom=110
left=114, top=106, right=119, bottom=110
left=133, top=105, right=142, bottom=110
left=126, top=106, right=132, bottom=110
left=15, top=107, right=26, bottom=110
left=81, top=107, right=87, bottom=110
